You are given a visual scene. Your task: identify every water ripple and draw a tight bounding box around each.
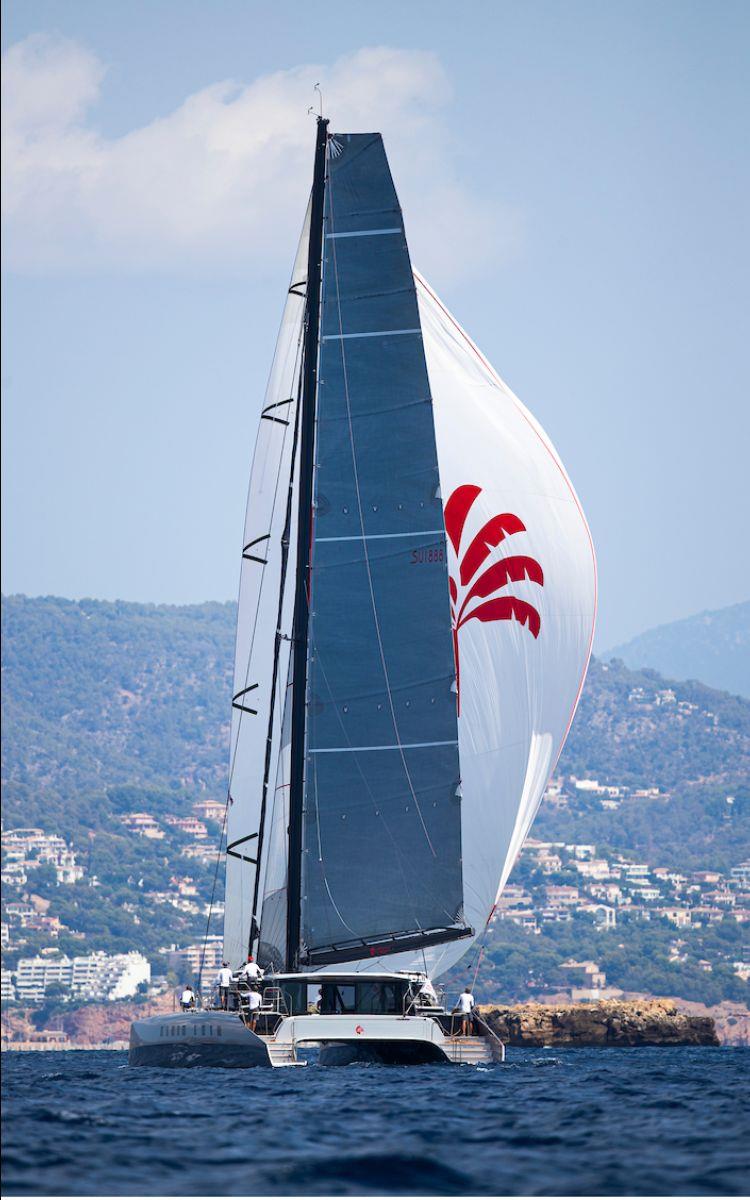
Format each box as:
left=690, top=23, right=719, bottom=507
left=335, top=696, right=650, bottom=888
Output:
left=2, top=1047, right=749, bottom=1195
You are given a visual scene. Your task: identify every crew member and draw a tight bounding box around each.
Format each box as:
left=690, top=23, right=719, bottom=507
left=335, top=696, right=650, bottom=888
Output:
left=238, top=954, right=264, bottom=985
left=216, top=961, right=233, bottom=1010
left=453, top=986, right=475, bottom=1036
left=244, top=986, right=262, bottom=1032
left=418, top=978, right=439, bottom=1007
left=180, top=985, right=196, bottom=1011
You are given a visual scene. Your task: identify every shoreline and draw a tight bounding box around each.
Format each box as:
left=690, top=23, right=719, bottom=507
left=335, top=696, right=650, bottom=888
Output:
left=480, top=998, right=721, bottom=1046
left=2, top=998, right=734, bottom=1051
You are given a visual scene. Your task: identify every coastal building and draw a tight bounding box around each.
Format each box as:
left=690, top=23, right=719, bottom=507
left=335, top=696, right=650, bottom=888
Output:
left=12, top=951, right=150, bottom=1003
left=192, top=799, right=226, bottom=824
left=164, top=935, right=223, bottom=993
left=574, top=859, right=611, bottom=880
left=730, top=862, right=750, bottom=886
left=0, top=826, right=84, bottom=885
left=657, top=907, right=692, bottom=928
left=545, top=885, right=580, bottom=906
left=164, top=816, right=209, bottom=839
left=577, top=902, right=616, bottom=929
left=119, top=813, right=164, bottom=840
left=1, top=968, right=16, bottom=1002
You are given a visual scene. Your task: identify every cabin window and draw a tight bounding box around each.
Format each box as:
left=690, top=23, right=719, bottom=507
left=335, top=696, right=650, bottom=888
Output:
left=357, top=981, right=400, bottom=1014
left=320, top=983, right=356, bottom=1014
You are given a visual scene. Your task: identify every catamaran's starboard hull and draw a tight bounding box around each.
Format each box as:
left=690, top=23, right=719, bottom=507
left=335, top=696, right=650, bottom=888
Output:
left=128, top=1011, right=271, bottom=1068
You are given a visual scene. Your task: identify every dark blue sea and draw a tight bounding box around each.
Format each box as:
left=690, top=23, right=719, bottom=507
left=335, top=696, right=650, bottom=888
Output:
left=2, top=1047, right=748, bottom=1196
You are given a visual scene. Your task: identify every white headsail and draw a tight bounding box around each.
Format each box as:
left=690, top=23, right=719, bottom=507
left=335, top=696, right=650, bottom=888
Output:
left=415, top=269, right=597, bottom=977
left=223, top=204, right=310, bottom=969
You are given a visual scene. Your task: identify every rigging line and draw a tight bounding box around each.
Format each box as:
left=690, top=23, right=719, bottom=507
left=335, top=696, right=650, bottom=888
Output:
left=225, top=322, right=303, bottom=959
left=310, top=736, right=360, bottom=940
left=470, top=905, right=496, bottom=994
left=198, top=789, right=232, bottom=990
left=225, top=239, right=307, bottom=965
left=326, top=174, right=437, bottom=857
left=251, top=384, right=304, bottom=943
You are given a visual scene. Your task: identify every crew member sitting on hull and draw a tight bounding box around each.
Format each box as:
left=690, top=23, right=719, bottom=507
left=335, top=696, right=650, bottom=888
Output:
left=453, top=986, right=475, bottom=1036
left=216, top=962, right=233, bottom=1010
left=180, top=985, right=196, bottom=1012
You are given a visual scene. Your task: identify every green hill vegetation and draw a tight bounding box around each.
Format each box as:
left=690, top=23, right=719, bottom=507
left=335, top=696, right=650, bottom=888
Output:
left=2, top=594, right=749, bottom=1004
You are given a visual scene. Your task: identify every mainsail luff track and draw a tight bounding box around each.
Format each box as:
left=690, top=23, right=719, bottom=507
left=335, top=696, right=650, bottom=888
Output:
left=286, top=116, right=329, bottom=972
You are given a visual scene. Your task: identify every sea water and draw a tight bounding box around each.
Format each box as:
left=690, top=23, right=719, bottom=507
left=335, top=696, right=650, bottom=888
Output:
left=2, top=1046, right=748, bottom=1195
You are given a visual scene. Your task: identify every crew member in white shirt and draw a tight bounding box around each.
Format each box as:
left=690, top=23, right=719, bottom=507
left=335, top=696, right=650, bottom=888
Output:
left=238, top=954, right=264, bottom=985
left=244, top=986, right=262, bottom=1032
left=216, top=961, right=233, bottom=1010
left=453, top=986, right=475, bottom=1036
left=180, top=985, right=196, bottom=1012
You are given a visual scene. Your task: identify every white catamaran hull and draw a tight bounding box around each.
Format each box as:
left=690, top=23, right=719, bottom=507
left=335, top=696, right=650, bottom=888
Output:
left=128, top=1010, right=503, bottom=1068
left=128, top=1011, right=274, bottom=1068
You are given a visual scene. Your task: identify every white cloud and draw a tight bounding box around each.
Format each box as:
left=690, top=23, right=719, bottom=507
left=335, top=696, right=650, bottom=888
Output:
left=2, top=34, right=520, bottom=281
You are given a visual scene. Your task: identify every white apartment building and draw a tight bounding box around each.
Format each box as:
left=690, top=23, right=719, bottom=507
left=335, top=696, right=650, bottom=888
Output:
left=1, top=827, right=84, bottom=884
left=15, top=955, right=74, bottom=1002
left=165, top=935, right=223, bottom=993
left=1, top=968, right=17, bottom=1002
left=12, top=952, right=150, bottom=1003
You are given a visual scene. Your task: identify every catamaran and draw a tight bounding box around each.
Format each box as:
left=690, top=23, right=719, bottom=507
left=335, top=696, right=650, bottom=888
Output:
left=129, top=117, right=596, bottom=1068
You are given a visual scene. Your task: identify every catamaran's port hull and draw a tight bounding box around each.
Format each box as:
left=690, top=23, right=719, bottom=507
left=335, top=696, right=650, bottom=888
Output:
left=128, top=1012, right=271, bottom=1068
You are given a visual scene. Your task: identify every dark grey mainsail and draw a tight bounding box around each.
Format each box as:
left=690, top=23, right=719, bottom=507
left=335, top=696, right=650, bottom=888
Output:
left=296, top=133, right=469, bottom=967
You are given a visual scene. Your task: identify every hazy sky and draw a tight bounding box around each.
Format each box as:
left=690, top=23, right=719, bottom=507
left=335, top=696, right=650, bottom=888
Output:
left=2, top=0, right=748, bottom=649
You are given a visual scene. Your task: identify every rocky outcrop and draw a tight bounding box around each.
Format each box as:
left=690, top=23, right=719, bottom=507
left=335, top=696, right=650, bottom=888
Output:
left=478, top=999, right=719, bottom=1046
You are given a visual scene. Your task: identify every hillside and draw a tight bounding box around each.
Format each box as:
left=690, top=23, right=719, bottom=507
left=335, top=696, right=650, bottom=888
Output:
left=2, top=594, right=749, bottom=1005
left=605, top=601, right=750, bottom=699
left=1, top=595, right=234, bottom=840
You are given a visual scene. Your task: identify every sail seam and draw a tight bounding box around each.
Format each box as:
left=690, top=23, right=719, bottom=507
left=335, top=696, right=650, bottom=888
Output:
left=309, top=740, right=458, bottom=754
left=316, top=529, right=443, bottom=543
left=326, top=227, right=401, bottom=239
left=321, top=328, right=420, bottom=341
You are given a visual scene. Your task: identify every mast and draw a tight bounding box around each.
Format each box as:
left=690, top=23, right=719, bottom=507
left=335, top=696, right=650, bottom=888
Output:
left=286, top=115, right=328, bottom=971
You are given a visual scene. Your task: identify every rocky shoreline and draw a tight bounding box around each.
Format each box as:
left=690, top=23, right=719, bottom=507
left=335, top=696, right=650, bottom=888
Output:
left=479, top=998, right=720, bottom=1046
left=2, top=997, right=730, bottom=1051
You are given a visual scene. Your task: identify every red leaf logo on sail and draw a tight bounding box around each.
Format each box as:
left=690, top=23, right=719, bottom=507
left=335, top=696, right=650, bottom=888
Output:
left=445, top=484, right=544, bottom=713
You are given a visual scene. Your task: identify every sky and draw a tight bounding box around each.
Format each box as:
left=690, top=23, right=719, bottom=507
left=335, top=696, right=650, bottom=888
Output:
left=2, top=0, right=748, bottom=650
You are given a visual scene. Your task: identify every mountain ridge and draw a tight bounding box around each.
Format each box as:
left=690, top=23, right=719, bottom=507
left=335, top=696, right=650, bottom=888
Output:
left=605, top=601, right=750, bottom=699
